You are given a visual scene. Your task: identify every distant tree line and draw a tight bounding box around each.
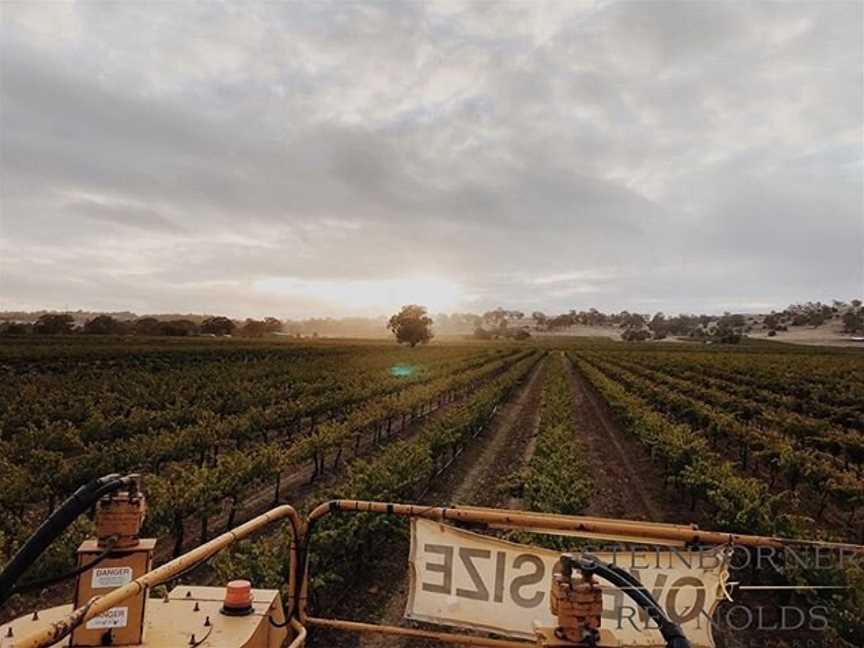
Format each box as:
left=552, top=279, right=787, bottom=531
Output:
left=471, top=308, right=531, bottom=340
left=842, top=301, right=864, bottom=334
left=0, top=313, right=285, bottom=337
left=2, top=298, right=861, bottom=340
left=528, top=298, right=863, bottom=343
left=526, top=308, right=737, bottom=342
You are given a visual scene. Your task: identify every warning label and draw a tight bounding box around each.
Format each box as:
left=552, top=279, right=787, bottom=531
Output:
left=85, top=607, right=128, bottom=630
left=91, top=566, right=133, bottom=589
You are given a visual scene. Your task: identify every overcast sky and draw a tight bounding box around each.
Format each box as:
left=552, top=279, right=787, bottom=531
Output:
left=1, top=1, right=862, bottom=318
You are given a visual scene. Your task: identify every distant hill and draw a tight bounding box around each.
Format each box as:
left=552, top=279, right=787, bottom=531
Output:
left=1, top=299, right=861, bottom=345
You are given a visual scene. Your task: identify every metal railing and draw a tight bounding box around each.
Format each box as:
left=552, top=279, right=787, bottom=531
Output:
left=15, top=499, right=864, bottom=648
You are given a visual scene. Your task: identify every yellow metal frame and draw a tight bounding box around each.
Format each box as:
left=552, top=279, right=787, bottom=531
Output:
left=296, top=499, right=864, bottom=647
left=14, top=498, right=864, bottom=648
left=15, top=505, right=302, bottom=648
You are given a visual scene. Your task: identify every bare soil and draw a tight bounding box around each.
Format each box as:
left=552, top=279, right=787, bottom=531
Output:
left=430, top=357, right=548, bottom=509
left=318, top=354, right=705, bottom=648
left=533, top=325, right=622, bottom=339
left=563, top=359, right=825, bottom=648
left=749, top=319, right=864, bottom=347
left=316, top=356, right=550, bottom=648
left=564, top=357, right=692, bottom=524
left=354, top=352, right=806, bottom=648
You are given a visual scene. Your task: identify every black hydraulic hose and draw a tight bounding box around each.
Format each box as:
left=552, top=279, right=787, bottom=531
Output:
left=575, top=555, right=691, bottom=648
left=9, top=535, right=119, bottom=595
left=0, top=473, right=132, bottom=608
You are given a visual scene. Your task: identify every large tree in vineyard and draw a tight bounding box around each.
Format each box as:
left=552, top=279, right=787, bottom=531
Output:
left=388, top=304, right=433, bottom=347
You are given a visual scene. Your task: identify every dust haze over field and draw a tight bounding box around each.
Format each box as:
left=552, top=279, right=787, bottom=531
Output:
left=0, top=1, right=862, bottom=318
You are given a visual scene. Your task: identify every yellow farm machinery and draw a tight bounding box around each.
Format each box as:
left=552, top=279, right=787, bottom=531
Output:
left=2, top=474, right=862, bottom=648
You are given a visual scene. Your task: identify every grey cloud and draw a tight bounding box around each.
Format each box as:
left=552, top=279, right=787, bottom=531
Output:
left=67, top=199, right=185, bottom=233
left=0, top=0, right=861, bottom=317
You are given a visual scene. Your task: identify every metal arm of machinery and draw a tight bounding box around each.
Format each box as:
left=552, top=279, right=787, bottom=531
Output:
left=306, top=499, right=864, bottom=554
left=296, top=500, right=864, bottom=648
left=14, top=504, right=302, bottom=648
left=8, top=498, right=864, bottom=648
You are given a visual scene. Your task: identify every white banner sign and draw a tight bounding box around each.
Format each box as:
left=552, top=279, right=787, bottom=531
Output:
left=407, top=519, right=727, bottom=647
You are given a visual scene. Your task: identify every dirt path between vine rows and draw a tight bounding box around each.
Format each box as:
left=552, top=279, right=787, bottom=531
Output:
left=316, top=355, right=823, bottom=648
left=563, top=358, right=820, bottom=648
left=337, top=355, right=549, bottom=648
left=564, top=357, right=690, bottom=523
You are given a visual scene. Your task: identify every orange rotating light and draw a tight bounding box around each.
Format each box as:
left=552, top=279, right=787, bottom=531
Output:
left=222, top=580, right=254, bottom=616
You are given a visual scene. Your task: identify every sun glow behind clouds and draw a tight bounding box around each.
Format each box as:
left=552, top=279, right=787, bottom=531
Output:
left=254, top=276, right=463, bottom=314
